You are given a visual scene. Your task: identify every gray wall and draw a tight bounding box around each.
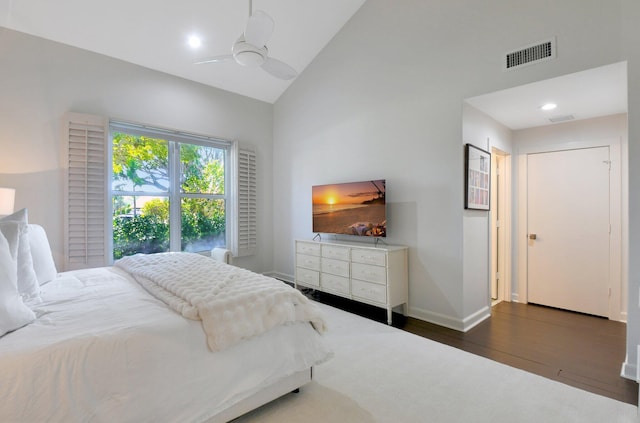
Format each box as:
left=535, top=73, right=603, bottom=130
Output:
left=272, top=0, right=640, bottom=375
left=0, top=28, right=274, bottom=274
left=3, top=0, right=640, bottom=380
left=462, top=104, right=513, bottom=328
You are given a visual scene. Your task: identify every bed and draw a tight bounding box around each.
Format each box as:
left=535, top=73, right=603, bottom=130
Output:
left=0, top=211, right=330, bottom=422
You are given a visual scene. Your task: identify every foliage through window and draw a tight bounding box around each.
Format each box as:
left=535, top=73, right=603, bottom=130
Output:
left=110, top=124, right=229, bottom=260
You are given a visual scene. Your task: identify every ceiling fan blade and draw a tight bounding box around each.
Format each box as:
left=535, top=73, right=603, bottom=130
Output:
left=262, top=57, right=298, bottom=80
left=193, top=55, right=233, bottom=65
left=244, top=10, right=274, bottom=47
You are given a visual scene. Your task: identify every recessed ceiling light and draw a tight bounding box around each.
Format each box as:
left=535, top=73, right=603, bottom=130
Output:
left=540, top=103, right=557, bottom=111
left=188, top=35, right=202, bottom=49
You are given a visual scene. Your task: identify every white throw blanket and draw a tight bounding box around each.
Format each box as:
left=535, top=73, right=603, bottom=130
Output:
left=115, top=252, right=326, bottom=351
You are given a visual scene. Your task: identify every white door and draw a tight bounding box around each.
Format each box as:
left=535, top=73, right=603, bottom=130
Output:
left=527, top=147, right=610, bottom=317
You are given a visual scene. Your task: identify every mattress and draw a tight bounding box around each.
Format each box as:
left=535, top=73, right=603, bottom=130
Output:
left=0, top=266, right=330, bottom=422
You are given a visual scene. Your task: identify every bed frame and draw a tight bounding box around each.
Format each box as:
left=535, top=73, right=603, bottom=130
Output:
left=207, top=368, right=312, bottom=422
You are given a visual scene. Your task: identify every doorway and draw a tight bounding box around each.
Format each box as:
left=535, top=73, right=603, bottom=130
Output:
left=526, top=146, right=610, bottom=317
left=519, top=140, right=623, bottom=320
left=464, top=62, right=627, bottom=322
left=490, top=148, right=511, bottom=305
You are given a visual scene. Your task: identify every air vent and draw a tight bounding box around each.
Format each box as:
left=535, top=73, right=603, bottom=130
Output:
left=505, top=38, right=556, bottom=70
left=549, top=115, right=574, bottom=123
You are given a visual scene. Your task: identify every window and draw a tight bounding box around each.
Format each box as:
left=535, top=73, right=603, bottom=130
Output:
left=63, top=113, right=256, bottom=270
left=110, top=122, right=230, bottom=260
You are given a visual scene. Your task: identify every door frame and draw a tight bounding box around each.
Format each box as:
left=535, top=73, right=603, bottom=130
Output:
left=516, top=138, right=624, bottom=321
left=490, top=148, right=512, bottom=304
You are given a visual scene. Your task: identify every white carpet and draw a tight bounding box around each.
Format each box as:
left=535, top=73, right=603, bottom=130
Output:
left=236, top=303, right=638, bottom=422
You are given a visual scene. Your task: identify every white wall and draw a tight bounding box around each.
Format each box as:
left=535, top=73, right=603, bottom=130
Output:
left=462, top=104, right=513, bottom=329
left=4, top=0, right=640, bottom=380
left=0, top=28, right=274, bottom=273
left=273, top=0, right=638, bottom=339
left=621, top=0, right=640, bottom=381
left=514, top=114, right=628, bottom=151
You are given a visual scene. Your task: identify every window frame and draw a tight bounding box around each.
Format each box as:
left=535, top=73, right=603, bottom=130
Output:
left=108, top=121, right=233, bottom=260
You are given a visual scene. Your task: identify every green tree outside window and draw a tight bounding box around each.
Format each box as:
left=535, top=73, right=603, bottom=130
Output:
left=112, top=132, right=226, bottom=260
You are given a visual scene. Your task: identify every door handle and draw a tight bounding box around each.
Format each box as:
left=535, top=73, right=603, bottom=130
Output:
left=529, top=234, right=537, bottom=240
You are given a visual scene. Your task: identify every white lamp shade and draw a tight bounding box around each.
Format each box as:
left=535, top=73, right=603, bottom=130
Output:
left=0, top=188, right=16, bottom=216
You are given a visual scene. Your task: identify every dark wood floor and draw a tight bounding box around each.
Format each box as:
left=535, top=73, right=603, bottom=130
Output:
left=403, top=301, right=637, bottom=405
left=309, top=291, right=638, bottom=405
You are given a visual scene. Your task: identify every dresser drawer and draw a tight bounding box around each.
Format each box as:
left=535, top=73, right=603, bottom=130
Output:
left=296, top=253, right=320, bottom=271
left=296, top=241, right=321, bottom=256
left=351, top=248, right=386, bottom=266
left=296, top=267, right=320, bottom=287
left=321, top=258, right=350, bottom=277
left=322, top=244, right=350, bottom=261
left=352, top=262, right=387, bottom=285
left=352, top=279, right=386, bottom=304
left=321, top=273, right=350, bottom=296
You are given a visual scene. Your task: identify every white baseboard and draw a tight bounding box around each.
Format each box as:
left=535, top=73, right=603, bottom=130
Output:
left=409, top=307, right=464, bottom=331
left=462, top=306, right=492, bottom=331
left=621, top=360, right=637, bottom=381
left=619, top=311, right=628, bottom=323
left=408, top=305, right=491, bottom=332
left=277, top=268, right=492, bottom=333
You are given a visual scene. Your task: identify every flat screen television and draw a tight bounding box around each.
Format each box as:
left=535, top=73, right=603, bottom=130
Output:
left=312, top=179, right=386, bottom=237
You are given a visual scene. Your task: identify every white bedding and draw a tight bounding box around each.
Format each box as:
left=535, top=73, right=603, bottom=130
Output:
left=115, top=252, right=326, bottom=352
left=0, top=266, right=331, bottom=423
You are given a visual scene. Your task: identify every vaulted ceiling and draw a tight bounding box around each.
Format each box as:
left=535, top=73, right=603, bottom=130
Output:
left=0, top=0, right=366, bottom=103
left=1, top=1, right=627, bottom=127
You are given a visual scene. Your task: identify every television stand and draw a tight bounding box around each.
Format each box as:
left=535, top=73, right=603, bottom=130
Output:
left=294, top=239, right=408, bottom=325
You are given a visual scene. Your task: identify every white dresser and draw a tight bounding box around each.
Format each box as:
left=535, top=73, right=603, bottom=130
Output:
left=295, top=240, right=408, bottom=325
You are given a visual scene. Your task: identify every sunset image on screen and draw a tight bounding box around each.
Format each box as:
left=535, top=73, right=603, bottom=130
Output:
left=312, top=180, right=386, bottom=237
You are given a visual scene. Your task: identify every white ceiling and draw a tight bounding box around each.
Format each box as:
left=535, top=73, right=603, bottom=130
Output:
left=465, top=61, right=628, bottom=130
left=0, top=1, right=628, bottom=124
left=0, top=0, right=366, bottom=104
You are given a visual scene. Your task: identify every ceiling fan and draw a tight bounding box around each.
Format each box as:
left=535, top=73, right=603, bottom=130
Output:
left=194, top=0, right=298, bottom=80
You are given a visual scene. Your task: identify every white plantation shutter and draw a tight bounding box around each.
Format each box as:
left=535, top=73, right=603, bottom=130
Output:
left=62, top=112, right=109, bottom=270
left=234, top=146, right=257, bottom=257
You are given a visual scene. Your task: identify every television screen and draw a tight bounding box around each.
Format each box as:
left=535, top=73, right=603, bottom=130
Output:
left=312, top=179, right=386, bottom=237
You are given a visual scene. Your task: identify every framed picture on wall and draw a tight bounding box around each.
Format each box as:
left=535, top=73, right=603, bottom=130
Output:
left=464, top=143, right=491, bottom=211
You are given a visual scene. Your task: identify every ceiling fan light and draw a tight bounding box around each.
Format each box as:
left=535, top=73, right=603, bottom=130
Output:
left=231, top=36, right=267, bottom=67
left=235, top=51, right=265, bottom=67
left=188, top=35, right=202, bottom=49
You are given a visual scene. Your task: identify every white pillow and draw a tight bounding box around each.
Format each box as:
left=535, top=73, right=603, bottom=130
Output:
left=0, top=222, right=36, bottom=337
left=28, top=224, right=58, bottom=285
left=0, top=209, right=40, bottom=301
left=0, top=221, right=21, bottom=273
